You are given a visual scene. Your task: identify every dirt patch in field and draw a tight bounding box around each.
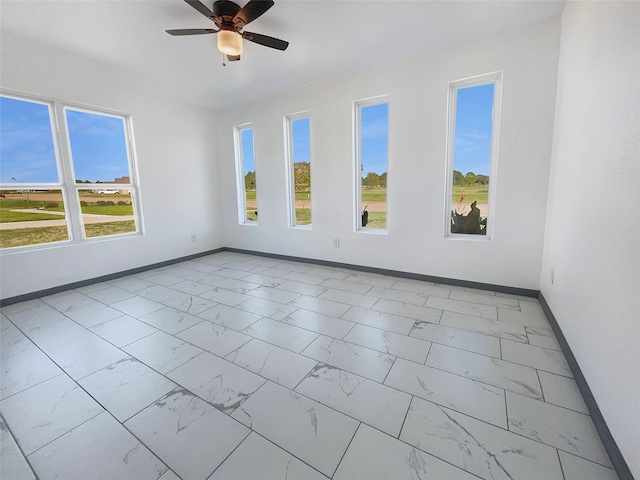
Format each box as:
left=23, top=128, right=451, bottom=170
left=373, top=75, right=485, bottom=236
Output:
left=2, top=193, right=128, bottom=203
left=7, top=194, right=487, bottom=216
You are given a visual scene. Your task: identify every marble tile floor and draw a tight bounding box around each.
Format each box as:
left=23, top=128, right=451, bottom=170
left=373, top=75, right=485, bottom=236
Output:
left=0, top=251, right=618, bottom=480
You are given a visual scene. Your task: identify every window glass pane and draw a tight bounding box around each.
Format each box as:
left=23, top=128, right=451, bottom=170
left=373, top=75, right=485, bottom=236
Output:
left=291, top=117, right=311, bottom=226
left=451, top=83, right=494, bottom=235
left=241, top=128, right=258, bottom=222
left=0, top=96, right=58, bottom=183
left=0, top=189, right=69, bottom=248
left=360, top=102, right=388, bottom=229
left=66, top=108, right=138, bottom=239
left=77, top=189, right=136, bottom=238
left=66, top=109, right=130, bottom=184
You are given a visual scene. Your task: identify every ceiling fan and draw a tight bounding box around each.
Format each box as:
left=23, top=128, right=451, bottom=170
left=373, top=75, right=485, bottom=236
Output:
left=166, top=0, right=289, bottom=63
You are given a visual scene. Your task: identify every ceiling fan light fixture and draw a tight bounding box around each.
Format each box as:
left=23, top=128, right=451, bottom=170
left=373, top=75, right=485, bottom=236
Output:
left=217, top=30, right=243, bottom=56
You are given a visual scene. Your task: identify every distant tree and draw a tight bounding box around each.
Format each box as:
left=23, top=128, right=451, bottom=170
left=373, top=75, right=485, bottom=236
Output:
left=379, top=172, right=387, bottom=188
left=244, top=171, right=256, bottom=190
left=475, top=174, right=489, bottom=186
left=452, top=170, right=465, bottom=186
left=362, top=172, right=381, bottom=189
left=464, top=172, right=478, bottom=185
left=293, top=162, right=310, bottom=192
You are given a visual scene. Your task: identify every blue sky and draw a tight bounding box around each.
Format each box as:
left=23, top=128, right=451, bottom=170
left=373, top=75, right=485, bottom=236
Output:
left=3, top=91, right=493, bottom=185
left=241, top=128, right=255, bottom=175
left=361, top=102, right=389, bottom=175
left=66, top=109, right=129, bottom=183
left=454, top=83, right=494, bottom=176
left=0, top=96, right=130, bottom=184
left=291, top=117, right=310, bottom=164
left=1, top=96, right=58, bottom=183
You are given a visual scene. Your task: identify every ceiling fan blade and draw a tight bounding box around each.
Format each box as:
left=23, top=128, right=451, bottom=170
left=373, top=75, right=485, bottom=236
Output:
left=183, top=0, right=215, bottom=18
left=166, top=28, right=217, bottom=36
left=241, top=31, right=288, bottom=50
left=233, top=0, right=274, bottom=27
left=227, top=55, right=241, bottom=62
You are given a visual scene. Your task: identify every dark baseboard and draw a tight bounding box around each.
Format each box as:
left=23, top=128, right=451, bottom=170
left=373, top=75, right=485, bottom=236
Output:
left=0, top=247, right=225, bottom=307
left=538, top=293, right=634, bottom=480
left=223, top=247, right=538, bottom=298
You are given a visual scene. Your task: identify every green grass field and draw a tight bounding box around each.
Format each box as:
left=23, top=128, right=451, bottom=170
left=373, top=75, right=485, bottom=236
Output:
left=0, top=196, right=133, bottom=220
left=295, top=191, right=311, bottom=201
left=452, top=186, right=489, bottom=205
left=0, top=199, right=65, bottom=222
left=1, top=195, right=136, bottom=248
left=295, top=208, right=311, bottom=225
left=361, top=188, right=386, bottom=203
left=85, top=220, right=136, bottom=238
left=0, top=220, right=137, bottom=249
left=47, top=203, right=133, bottom=216
left=80, top=203, right=133, bottom=216
left=364, top=211, right=386, bottom=228
left=0, top=226, right=69, bottom=249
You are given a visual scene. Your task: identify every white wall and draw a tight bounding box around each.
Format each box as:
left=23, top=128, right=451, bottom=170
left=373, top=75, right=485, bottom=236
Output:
left=215, top=19, right=560, bottom=290
left=0, top=47, right=224, bottom=299
left=541, top=2, right=640, bottom=476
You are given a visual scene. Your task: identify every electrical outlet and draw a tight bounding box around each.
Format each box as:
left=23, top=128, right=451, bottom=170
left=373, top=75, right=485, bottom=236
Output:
left=191, top=234, right=197, bottom=242
left=333, top=238, right=340, bottom=248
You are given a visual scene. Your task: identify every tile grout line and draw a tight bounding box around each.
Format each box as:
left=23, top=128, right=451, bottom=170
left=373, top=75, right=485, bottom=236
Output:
left=0, top=411, right=39, bottom=480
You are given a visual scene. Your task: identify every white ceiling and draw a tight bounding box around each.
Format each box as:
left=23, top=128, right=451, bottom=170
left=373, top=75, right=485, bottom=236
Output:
left=0, top=0, right=566, bottom=111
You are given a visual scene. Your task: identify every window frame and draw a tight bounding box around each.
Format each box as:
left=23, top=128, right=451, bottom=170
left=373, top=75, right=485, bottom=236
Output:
left=444, top=72, right=502, bottom=241
left=62, top=104, right=143, bottom=240
left=0, top=89, right=143, bottom=253
left=284, top=112, right=312, bottom=229
left=233, top=123, right=258, bottom=226
left=353, top=95, right=390, bottom=234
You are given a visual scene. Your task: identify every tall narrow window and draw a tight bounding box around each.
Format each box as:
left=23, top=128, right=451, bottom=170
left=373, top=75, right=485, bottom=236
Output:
left=354, top=98, right=389, bottom=231
left=234, top=125, right=258, bottom=224
left=285, top=114, right=311, bottom=227
left=0, top=95, right=69, bottom=249
left=446, top=73, right=501, bottom=238
left=65, top=108, right=139, bottom=239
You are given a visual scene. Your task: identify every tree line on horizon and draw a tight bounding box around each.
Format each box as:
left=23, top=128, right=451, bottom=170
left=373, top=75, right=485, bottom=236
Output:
left=453, top=170, right=489, bottom=186
left=244, top=165, right=488, bottom=192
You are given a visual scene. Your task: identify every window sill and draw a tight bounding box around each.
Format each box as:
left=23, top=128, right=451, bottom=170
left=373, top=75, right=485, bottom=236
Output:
left=445, top=233, right=493, bottom=242
left=356, top=228, right=388, bottom=235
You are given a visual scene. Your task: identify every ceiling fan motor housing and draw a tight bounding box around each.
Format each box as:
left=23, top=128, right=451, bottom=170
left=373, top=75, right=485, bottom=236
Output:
left=213, top=0, right=241, bottom=25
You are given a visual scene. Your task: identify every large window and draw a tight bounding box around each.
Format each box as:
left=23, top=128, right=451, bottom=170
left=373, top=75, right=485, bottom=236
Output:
left=284, top=114, right=312, bottom=227
left=233, top=125, right=258, bottom=224
left=445, top=73, right=501, bottom=238
left=0, top=92, right=142, bottom=250
left=354, top=98, right=389, bottom=231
